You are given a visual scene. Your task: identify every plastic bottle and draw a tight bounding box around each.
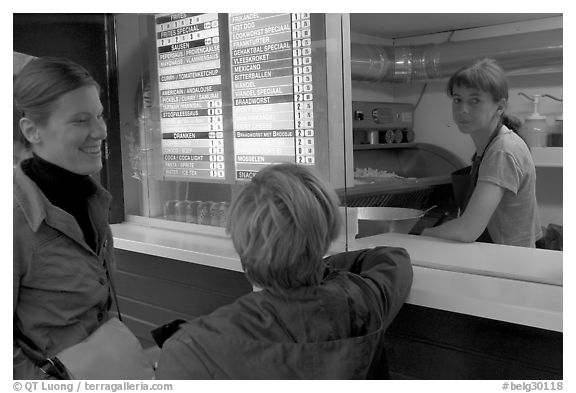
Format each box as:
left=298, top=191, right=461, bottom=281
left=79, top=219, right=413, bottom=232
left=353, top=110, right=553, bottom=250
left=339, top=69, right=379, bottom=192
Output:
left=548, top=115, right=563, bottom=147
left=163, top=200, right=178, bottom=221
left=174, top=200, right=189, bottom=222
left=185, top=201, right=201, bottom=224
left=518, top=93, right=549, bottom=147
left=542, top=94, right=563, bottom=147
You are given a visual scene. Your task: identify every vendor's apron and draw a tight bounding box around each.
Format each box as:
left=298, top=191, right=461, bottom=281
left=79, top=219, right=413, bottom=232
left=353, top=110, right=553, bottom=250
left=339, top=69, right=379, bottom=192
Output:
left=450, top=123, right=502, bottom=244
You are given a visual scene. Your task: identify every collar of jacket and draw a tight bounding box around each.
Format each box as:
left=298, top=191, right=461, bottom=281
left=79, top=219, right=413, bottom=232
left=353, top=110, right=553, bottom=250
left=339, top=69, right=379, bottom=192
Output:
left=13, top=163, right=112, bottom=234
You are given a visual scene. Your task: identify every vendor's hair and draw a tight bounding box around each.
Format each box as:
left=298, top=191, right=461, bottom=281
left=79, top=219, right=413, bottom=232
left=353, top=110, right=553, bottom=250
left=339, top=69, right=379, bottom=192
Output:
left=446, top=58, right=520, bottom=131
left=13, top=57, right=100, bottom=146
left=446, top=58, right=509, bottom=101
left=227, top=163, right=342, bottom=291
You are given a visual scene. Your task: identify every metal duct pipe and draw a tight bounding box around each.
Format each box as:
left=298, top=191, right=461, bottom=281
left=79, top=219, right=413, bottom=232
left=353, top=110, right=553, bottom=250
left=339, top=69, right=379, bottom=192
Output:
left=351, top=29, right=563, bottom=83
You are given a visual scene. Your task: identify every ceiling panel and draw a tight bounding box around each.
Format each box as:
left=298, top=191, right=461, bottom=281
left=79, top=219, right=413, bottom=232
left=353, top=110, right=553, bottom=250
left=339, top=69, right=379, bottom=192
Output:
left=349, top=13, right=561, bottom=39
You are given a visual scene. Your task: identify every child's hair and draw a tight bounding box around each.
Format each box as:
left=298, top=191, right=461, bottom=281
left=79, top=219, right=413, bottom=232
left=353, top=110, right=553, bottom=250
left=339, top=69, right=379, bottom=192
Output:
left=227, top=163, right=342, bottom=290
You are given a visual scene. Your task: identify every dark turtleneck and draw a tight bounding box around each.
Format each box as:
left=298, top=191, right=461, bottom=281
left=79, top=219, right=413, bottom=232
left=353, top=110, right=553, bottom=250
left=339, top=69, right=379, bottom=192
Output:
left=21, top=154, right=98, bottom=252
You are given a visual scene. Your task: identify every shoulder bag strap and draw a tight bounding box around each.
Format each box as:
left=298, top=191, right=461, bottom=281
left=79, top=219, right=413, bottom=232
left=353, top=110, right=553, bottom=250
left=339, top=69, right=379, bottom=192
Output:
left=102, top=252, right=123, bottom=321
left=13, top=323, right=70, bottom=379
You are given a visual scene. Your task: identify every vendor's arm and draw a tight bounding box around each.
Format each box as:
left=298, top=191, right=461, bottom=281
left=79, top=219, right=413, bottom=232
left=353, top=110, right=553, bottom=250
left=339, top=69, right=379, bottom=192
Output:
left=421, top=180, right=504, bottom=242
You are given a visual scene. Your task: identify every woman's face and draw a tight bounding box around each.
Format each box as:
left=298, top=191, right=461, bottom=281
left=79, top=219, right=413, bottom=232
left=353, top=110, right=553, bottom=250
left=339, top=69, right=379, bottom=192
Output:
left=33, top=85, right=107, bottom=175
left=451, top=85, right=502, bottom=136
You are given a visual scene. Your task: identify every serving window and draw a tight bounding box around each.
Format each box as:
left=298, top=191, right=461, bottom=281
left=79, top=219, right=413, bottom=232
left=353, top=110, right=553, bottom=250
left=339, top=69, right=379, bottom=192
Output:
left=115, top=13, right=351, bottom=234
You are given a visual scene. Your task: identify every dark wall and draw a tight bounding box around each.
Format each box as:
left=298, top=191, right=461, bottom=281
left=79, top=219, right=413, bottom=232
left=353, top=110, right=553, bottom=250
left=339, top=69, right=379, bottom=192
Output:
left=13, top=13, right=124, bottom=222
left=386, top=304, right=563, bottom=379
left=114, top=249, right=253, bottom=349
left=14, top=14, right=108, bottom=90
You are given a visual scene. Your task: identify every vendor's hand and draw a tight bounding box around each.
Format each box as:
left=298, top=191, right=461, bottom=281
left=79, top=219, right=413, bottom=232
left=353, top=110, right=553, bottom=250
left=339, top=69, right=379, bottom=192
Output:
left=420, top=227, right=433, bottom=237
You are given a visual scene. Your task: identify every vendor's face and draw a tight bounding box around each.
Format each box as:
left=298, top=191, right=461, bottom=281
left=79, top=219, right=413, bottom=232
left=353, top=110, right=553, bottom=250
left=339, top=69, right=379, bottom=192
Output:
left=451, top=85, right=502, bottom=136
left=33, top=85, right=107, bottom=175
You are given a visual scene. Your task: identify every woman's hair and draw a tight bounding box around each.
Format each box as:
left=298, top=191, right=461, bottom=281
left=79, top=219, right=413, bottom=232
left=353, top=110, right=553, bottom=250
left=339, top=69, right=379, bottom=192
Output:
left=227, top=163, right=342, bottom=291
left=446, top=58, right=520, bottom=132
left=13, top=57, right=100, bottom=146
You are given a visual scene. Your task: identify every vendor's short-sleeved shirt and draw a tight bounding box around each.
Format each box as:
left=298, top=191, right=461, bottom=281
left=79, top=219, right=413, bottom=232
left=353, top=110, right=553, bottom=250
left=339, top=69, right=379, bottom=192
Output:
left=478, top=126, right=542, bottom=247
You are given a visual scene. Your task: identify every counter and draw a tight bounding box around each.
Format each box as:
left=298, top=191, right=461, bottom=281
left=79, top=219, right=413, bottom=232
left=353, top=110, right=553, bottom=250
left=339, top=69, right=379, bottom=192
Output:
left=354, top=234, right=562, bottom=332
left=111, top=223, right=562, bottom=332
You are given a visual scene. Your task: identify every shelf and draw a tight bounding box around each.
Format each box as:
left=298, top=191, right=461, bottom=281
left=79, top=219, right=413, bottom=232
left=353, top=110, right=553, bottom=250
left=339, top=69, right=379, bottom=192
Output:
left=339, top=175, right=452, bottom=198
left=531, top=147, right=563, bottom=168
left=353, top=143, right=418, bottom=150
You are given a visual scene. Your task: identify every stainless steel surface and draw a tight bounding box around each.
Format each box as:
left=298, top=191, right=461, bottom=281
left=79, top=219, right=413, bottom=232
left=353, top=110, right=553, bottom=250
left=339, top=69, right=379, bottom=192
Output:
left=352, top=143, right=465, bottom=178
left=356, top=207, right=425, bottom=237
left=353, top=101, right=413, bottom=131
left=350, top=29, right=562, bottom=83
left=345, top=102, right=465, bottom=225
left=349, top=13, right=559, bottom=40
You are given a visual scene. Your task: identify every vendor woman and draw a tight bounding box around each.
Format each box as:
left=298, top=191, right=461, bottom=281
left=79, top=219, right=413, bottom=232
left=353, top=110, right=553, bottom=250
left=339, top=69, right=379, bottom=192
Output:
left=422, top=58, right=541, bottom=247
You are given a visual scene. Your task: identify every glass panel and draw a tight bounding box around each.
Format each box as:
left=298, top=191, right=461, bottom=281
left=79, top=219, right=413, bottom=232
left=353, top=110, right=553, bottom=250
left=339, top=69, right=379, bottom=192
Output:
left=116, top=13, right=351, bottom=247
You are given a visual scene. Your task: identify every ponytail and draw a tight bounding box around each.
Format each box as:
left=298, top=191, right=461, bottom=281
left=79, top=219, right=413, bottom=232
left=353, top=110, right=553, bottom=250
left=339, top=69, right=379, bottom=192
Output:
left=502, top=114, right=522, bottom=133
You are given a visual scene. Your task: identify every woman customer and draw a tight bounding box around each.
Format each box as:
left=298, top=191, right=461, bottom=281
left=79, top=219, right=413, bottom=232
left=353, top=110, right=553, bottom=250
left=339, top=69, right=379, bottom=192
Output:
left=155, top=163, right=413, bottom=379
left=422, top=58, right=541, bottom=247
left=13, top=57, right=115, bottom=379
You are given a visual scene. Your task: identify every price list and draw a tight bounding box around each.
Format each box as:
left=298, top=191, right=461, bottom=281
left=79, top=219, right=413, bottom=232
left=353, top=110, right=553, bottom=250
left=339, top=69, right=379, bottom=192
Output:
left=229, top=13, right=315, bottom=180
left=292, top=13, right=315, bottom=166
left=156, top=13, right=226, bottom=181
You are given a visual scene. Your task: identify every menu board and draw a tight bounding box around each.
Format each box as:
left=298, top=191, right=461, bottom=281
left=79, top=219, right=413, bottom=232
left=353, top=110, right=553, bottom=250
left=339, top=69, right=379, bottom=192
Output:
left=156, top=13, right=225, bottom=181
left=154, top=13, right=322, bottom=182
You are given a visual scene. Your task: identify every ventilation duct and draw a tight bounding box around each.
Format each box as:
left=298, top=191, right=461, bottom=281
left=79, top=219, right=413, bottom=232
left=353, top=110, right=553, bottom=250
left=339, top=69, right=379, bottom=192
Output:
left=350, top=29, right=563, bottom=83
